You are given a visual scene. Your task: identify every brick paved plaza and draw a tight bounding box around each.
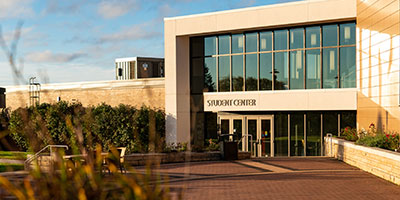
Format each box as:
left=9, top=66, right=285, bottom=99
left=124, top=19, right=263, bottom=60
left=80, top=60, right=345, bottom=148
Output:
left=137, top=158, right=400, bottom=200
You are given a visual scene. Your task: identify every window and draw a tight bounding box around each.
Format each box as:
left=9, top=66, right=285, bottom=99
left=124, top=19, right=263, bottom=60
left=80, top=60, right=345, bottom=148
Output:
left=218, top=56, right=230, bottom=92
left=322, top=48, right=338, bottom=88
left=274, top=52, right=288, bottom=90
left=218, top=35, right=230, bottom=55
left=340, top=23, right=356, bottom=45
left=274, top=30, right=288, bottom=50
left=290, top=28, right=304, bottom=49
left=204, top=36, right=216, bottom=56
left=232, top=55, right=244, bottom=91
left=260, top=53, right=273, bottom=90
left=232, top=34, right=244, bottom=54
left=322, top=24, right=338, bottom=47
left=306, top=26, right=320, bottom=48
left=245, top=32, right=258, bottom=53
left=290, top=50, right=304, bottom=89
left=245, top=54, right=258, bottom=91
left=340, top=47, right=356, bottom=88
left=191, top=22, right=356, bottom=93
left=260, top=31, right=272, bottom=52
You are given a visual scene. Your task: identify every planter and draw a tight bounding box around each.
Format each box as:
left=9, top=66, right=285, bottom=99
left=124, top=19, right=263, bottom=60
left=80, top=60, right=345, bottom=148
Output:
left=325, top=137, right=400, bottom=185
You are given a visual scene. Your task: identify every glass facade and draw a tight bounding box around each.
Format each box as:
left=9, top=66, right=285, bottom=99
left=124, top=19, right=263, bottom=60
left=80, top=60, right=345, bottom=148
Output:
left=188, top=22, right=357, bottom=150
left=190, top=22, right=356, bottom=93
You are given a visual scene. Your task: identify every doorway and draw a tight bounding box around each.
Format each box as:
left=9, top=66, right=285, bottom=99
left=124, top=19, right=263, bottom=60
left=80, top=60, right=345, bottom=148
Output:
left=218, top=114, right=274, bottom=157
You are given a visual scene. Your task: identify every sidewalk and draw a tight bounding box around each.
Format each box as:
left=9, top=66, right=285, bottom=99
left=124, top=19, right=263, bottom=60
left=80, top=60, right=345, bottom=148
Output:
left=136, top=157, right=400, bottom=200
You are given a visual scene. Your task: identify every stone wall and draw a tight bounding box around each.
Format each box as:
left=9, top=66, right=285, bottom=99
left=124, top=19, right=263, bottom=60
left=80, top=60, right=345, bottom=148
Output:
left=4, top=79, right=165, bottom=110
left=325, top=137, right=400, bottom=185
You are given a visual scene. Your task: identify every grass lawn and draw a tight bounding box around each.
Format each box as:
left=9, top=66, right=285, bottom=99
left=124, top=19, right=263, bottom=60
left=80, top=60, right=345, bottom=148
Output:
left=0, top=151, right=30, bottom=160
left=0, top=163, right=24, bottom=172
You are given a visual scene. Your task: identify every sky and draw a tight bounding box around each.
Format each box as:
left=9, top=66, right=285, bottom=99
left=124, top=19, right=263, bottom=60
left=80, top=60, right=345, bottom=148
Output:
left=0, top=0, right=300, bottom=86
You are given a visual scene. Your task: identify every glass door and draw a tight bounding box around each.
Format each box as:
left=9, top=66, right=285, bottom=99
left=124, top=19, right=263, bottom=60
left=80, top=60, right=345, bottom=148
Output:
left=245, top=115, right=273, bottom=157
left=246, top=117, right=258, bottom=157
left=260, top=117, right=273, bottom=157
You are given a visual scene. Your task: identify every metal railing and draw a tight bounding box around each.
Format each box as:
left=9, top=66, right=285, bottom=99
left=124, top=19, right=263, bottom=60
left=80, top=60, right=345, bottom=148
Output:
left=24, top=145, right=69, bottom=170
left=237, top=134, right=253, bottom=155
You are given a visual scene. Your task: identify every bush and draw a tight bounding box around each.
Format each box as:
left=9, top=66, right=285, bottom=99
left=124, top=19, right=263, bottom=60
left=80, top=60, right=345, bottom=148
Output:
left=7, top=102, right=166, bottom=154
left=352, top=123, right=400, bottom=151
left=340, top=127, right=358, bottom=141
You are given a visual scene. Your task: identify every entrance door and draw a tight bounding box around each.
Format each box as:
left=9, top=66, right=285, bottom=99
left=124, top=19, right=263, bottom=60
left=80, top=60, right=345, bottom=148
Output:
left=218, top=114, right=273, bottom=157
left=259, top=116, right=273, bottom=157
left=218, top=115, right=245, bottom=150
left=245, top=115, right=274, bottom=157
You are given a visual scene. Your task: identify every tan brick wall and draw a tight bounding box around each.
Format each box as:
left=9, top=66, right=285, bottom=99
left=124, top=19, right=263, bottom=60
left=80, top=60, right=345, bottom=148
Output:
left=356, top=0, right=400, bottom=132
left=325, top=137, right=400, bottom=185
left=5, top=79, right=165, bottom=110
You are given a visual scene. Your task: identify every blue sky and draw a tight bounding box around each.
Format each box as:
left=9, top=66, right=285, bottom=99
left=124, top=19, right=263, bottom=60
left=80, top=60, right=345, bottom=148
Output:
left=0, top=0, right=300, bottom=86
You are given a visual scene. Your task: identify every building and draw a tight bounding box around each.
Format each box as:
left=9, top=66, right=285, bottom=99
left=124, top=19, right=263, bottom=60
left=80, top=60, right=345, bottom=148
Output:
left=115, top=57, right=164, bottom=80
left=164, top=0, right=399, bottom=157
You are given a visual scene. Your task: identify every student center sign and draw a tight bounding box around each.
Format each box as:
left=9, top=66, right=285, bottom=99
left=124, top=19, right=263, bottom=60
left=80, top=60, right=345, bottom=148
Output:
left=163, top=0, right=400, bottom=157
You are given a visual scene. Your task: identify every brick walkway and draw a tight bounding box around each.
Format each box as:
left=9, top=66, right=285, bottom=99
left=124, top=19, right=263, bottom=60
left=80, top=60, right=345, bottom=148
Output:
left=136, top=157, right=400, bottom=200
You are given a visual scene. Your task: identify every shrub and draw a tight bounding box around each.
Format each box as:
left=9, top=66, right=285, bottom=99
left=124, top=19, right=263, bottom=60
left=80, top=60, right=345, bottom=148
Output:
left=7, top=102, right=166, bottom=154
left=340, top=127, right=358, bottom=141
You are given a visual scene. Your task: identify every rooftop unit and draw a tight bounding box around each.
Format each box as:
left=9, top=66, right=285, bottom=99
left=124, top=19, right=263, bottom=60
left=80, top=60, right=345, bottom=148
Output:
left=115, top=57, right=164, bottom=80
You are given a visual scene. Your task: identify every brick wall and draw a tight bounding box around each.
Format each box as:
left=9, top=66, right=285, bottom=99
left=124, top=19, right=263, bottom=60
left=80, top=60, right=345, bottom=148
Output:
left=4, top=79, right=165, bottom=110
left=325, top=137, right=400, bottom=185
left=356, top=0, right=400, bottom=131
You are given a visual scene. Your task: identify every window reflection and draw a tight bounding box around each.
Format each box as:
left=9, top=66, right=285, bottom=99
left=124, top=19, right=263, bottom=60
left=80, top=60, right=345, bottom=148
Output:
left=274, top=52, right=288, bottom=90
left=193, top=22, right=356, bottom=93
left=246, top=54, right=258, bottom=91
left=232, top=34, right=244, bottom=54
left=290, top=28, right=304, bottom=49
left=246, top=32, right=258, bottom=52
left=306, top=112, right=321, bottom=156
left=260, top=31, right=272, bottom=52
left=232, top=55, right=244, bottom=91
left=322, top=48, right=338, bottom=88
left=306, top=26, right=320, bottom=48
left=290, top=113, right=304, bottom=156
left=290, top=50, right=304, bottom=89
left=204, top=36, right=216, bottom=56
left=306, top=49, right=321, bottom=89
left=260, top=53, right=273, bottom=90
left=340, top=23, right=356, bottom=45
left=322, top=25, right=338, bottom=47
left=274, top=30, right=288, bottom=50
left=218, top=56, right=230, bottom=92
left=204, top=57, right=217, bottom=92
left=218, top=35, right=230, bottom=55
left=340, top=47, right=356, bottom=88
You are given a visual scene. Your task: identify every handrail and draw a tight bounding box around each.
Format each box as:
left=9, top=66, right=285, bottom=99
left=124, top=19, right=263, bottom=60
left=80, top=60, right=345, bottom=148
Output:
left=24, top=145, right=69, bottom=170
left=238, top=134, right=253, bottom=155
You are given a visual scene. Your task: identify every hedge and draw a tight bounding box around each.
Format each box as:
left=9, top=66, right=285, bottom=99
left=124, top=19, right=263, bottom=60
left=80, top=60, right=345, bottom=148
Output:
left=7, top=101, right=165, bottom=153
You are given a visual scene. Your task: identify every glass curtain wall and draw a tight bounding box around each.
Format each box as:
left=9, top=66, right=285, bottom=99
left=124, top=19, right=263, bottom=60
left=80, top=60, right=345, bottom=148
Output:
left=192, top=22, right=356, bottom=93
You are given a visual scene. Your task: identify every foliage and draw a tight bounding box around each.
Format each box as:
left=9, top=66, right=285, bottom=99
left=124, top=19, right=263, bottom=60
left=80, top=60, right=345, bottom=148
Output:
left=205, top=139, right=220, bottom=151
left=162, top=143, right=188, bottom=153
left=340, top=127, right=358, bottom=141
left=0, top=163, right=24, bottom=172
left=355, top=123, right=400, bottom=151
left=8, top=102, right=166, bottom=154
left=0, top=151, right=30, bottom=160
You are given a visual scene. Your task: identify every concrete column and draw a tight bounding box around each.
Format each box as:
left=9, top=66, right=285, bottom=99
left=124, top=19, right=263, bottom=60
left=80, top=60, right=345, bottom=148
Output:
left=165, top=19, right=191, bottom=146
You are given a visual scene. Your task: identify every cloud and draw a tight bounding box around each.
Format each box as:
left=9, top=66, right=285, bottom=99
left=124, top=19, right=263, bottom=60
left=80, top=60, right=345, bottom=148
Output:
left=98, top=23, right=161, bottom=43
left=0, top=0, right=34, bottom=19
left=97, top=0, right=139, bottom=19
left=25, top=50, right=87, bottom=63
left=44, top=0, right=92, bottom=14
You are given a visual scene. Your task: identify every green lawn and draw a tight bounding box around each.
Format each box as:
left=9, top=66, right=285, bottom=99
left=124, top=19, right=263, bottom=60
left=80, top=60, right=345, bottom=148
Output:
left=0, top=151, right=30, bottom=160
